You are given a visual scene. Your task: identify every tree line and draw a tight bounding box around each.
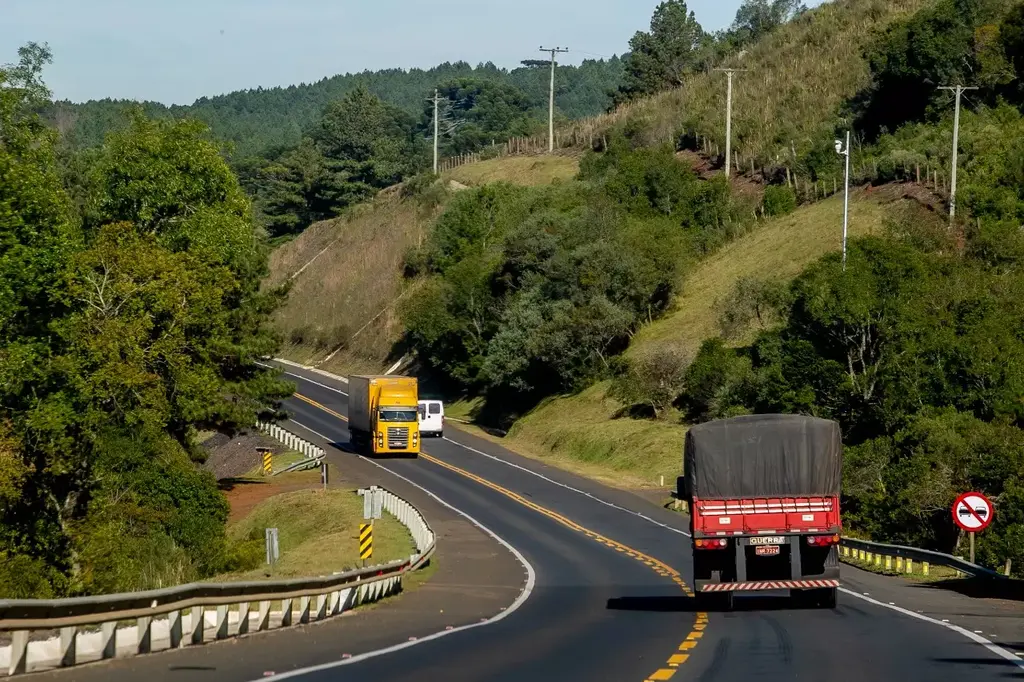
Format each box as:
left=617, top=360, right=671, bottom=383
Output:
left=0, top=45, right=289, bottom=598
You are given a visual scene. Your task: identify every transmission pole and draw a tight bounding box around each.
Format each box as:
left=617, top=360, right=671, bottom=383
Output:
left=540, top=46, right=569, bottom=153
left=938, top=85, right=978, bottom=227
left=428, top=89, right=443, bottom=174
left=714, top=68, right=747, bottom=178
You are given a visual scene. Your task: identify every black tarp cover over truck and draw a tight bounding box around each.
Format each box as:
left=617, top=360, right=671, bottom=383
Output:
left=684, top=414, right=842, bottom=499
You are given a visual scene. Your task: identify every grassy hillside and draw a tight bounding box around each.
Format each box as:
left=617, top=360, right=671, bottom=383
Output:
left=483, top=188, right=923, bottom=488
left=446, top=155, right=579, bottom=188
left=572, top=0, right=928, bottom=169
left=271, top=154, right=578, bottom=374
left=270, top=186, right=444, bottom=373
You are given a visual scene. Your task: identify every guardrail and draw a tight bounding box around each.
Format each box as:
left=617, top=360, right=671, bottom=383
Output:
left=358, top=487, right=435, bottom=570
left=0, top=486, right=435, bottom=676
left=255, top=421, right=325, bottom=474
left=840, top=537, right=1006, bottom=579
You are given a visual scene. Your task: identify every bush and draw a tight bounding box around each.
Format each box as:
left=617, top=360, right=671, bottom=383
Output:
left=679, top=339, right=755, bottom=422
left=762, top=185, right=797, bottom=217
left=717, top=276, right=790, bottom=340
left=610, top=349, right=690, bottom=419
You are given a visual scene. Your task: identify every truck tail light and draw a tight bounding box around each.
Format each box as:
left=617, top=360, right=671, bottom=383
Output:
left=694, top=538, right=728, bottom=550
left=807, top=534, right=840, bottom=546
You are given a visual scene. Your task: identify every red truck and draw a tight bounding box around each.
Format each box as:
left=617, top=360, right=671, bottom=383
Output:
left=678, top=414, right=842, bottom=609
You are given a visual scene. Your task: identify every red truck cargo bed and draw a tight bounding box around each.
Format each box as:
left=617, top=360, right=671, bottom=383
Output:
left=692, top=496, right=841, bottom=536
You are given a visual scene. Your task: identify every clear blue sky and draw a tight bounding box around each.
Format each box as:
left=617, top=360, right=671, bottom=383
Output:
left=3, top=0, right=825, bottom=105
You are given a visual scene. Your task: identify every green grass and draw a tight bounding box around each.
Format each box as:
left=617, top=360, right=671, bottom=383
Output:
left=243, top=450, right=309, bottom=478
left=445, top=155, right=580, bottom=187
left=477, top=191, right=905, bottom=489
left=628, top=190, right=889, bottom=362
left=479, top=382, right=687, bottom=489
left=221, top=488, right=415, bottom=580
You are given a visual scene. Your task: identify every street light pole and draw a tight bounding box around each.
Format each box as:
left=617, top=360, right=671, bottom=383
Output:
left=835, top=130, right=851, bottom=271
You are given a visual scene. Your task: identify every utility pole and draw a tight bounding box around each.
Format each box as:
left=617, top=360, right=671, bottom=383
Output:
left=714, top=68, right=747, bottom=178
left=539, top=46, right=569, bottom=153
left=938, top=85, right=977, bottom=227
left=428, top=89, right=443, bottom=174
left=835, top=131, right=851, bottom=271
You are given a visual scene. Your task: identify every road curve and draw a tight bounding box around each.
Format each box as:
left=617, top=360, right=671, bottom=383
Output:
left=281, top=365, right=1024, bottom=682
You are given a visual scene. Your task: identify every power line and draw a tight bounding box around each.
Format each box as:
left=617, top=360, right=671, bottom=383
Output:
left=539, top=46, right=570, bottom=153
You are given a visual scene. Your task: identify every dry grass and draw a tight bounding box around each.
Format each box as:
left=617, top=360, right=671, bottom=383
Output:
left=270, top=188, right=443, bottom=372
left=565, top=0, right=928, bottom=167
left=222, top=488, right=414, bottom=580
left=445, top=155, right=580, bottom=187
left=271, top=155, right=587, bottom=374
left=628, top=190, right=890, bottom=361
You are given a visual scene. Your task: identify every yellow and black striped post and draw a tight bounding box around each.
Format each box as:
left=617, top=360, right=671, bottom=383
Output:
left=256, top=446, right=272, bottom=473
left=359, top=523, right=373, bottom=566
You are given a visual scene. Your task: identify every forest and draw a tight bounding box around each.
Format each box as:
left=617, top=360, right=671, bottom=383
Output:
left=0, top=44, right=288, bottom=597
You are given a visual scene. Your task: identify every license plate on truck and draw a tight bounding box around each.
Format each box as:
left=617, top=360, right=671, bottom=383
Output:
left=755, top=545, right=781, bottom=556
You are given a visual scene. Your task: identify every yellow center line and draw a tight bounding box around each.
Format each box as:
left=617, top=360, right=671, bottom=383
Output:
left=292, top=391, right=707, bottom=679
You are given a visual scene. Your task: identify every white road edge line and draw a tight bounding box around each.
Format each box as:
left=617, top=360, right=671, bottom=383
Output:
left=275, top=363, right=691, bottom=539
left=839, top=588, right=1024, bottom=668
left=441, top=437, right=691, bottom=538
left=257, top=361, right=350, bottom=397
left=257, top=419, right=538, bottom=681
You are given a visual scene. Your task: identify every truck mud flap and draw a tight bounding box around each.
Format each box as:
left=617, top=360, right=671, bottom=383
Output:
left=701, top=579, right=839, bottom=592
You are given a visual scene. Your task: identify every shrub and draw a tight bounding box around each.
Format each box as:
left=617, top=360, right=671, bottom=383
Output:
left=762, top=185, right=797, bottom=217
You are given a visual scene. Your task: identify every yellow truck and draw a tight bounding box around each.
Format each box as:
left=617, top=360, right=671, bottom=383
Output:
left=347, top=375, right=420, bottom=457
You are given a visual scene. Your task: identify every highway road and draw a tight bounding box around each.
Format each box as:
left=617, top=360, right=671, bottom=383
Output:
left=276, top=364, right=1024, bottom=682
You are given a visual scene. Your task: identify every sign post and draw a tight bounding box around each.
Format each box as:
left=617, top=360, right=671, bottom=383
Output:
left=952, top=491, right=994, bottom=564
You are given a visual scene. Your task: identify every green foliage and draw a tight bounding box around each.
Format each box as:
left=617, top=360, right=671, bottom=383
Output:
left=50, top=59, right=626, bottom=158
left=615, top=1, right=706, bottom=104
left=0, top=48, right=291, bottom=596
left=761, top=185, right=797, bottom=217
left=730, top=1, right=808, bottom=47
left=855, top=0, right=1020, bottom=137
left=402, top=164, right=692, bottom=417
left=678, top=228, right=1024, bottom=568
left=422, top=78, right=540, bottom=156
left=717, top=275, right=790, bottom=339
left=610, top=349, right=689, bottom=418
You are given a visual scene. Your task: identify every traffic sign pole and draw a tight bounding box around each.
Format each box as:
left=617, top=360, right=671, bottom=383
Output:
left=970, top=531, right=975, bottom=565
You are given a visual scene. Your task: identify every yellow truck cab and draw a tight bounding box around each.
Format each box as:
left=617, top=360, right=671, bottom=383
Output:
left=347, top=375, right=420, bottom=457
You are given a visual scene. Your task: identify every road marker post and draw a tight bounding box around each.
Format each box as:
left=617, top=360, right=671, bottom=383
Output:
left=359, top=523, right=373, bottom=567
left=258, top=447, right=273, bottom=476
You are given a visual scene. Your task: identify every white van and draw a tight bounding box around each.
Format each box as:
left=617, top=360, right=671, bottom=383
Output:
left=418, top=400, right=445, bottom=438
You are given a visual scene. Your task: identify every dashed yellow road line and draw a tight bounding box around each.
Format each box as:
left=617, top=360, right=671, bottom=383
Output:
left=293, top=391, right=708, bottom=680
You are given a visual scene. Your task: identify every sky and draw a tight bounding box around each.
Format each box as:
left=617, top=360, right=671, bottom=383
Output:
left=2, top=0, right=826, bottom=105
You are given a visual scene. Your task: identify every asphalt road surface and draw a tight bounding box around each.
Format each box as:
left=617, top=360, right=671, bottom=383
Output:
left=35, top=362, right=1024, bottom=682
left=274, top=364, right=1024, bottom=682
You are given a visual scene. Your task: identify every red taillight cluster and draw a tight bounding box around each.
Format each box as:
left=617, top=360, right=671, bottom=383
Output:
left=694, top=538, right=729, bottom=550
left=806, top=534, right=840, bottom=546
